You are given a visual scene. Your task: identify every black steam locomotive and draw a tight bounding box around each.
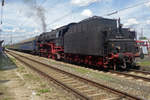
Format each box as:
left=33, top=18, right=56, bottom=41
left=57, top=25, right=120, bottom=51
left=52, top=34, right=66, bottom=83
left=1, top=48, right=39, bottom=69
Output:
left=10, top=16, right=140, bottom=70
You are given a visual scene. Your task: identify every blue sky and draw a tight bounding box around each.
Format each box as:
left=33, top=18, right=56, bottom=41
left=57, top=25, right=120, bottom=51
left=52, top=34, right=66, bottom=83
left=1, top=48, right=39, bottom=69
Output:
left=0, top=0, right=150, bottom=44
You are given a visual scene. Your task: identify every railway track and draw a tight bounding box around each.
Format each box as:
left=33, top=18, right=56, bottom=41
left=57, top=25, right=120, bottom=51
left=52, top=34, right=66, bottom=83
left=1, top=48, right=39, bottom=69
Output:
left=129, top=69, right=150, bottom=75
left=110, top=69, right=150, bottom=82
left=6, top=50, right=143, bottom=100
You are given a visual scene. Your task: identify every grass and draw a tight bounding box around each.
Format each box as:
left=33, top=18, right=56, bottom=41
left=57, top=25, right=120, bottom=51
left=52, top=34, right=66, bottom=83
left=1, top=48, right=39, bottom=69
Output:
left=73, top=67, right=90, bottom=74
left=36, top=93, right=41, bottom=96
left=17, top=66, right=25, bottom=73
left=24, top=73, right=33, bottom=78
left=40, top=83, right=47, bottom=88
left=49, top=59, right=115, bottom=81
left=49, top=60, right=90, bottom=74
left=38, top=89, right=50, bottom=93
left=91, top=72, right=114, bottom=80
left=138, top=61, right=150, bottom=66
left=3, top=98, right=10, bottom=100
left=9, top=56, right=16, bottom=63
left=24, top=73, right=40, bottom=81
left=36, top=88, right=51, bottom=96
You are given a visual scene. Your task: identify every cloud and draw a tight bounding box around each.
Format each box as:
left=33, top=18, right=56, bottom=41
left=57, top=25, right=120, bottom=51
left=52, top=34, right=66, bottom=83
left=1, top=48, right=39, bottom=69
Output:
left=146, top=20, right=150, bottom=24
left=124, top=18, right=139, bottom=26
left=33, top=29, right=40, bottom=33
left=145, top=2, right=150, bottom=7
left=71, top=0, right=100, bottom=6
left=81, top=9, right=93, bottom=17
left=2, top=27, right=26, bottom=33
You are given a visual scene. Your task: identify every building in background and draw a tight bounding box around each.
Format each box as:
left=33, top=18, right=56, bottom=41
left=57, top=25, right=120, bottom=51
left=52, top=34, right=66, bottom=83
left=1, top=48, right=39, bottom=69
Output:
left=136, top=39, right=150, bottom=55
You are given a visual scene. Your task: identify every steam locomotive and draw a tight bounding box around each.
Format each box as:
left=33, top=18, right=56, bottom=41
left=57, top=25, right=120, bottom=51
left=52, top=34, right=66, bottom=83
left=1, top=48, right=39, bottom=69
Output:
left=9, top=16, right=140, bottom=70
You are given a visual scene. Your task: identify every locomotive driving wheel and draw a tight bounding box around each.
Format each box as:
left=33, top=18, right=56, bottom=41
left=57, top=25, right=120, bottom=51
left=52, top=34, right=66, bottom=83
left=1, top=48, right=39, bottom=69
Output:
left=121, top=60, right=127, bottom=69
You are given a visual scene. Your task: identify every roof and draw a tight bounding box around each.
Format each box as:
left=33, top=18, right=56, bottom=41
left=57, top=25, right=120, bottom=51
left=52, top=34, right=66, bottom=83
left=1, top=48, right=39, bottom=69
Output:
left=80, top=16, right=116, bottom=23
left=136, top=40, right=145, bottom=43
left=18, top=37, right=36, bottom=44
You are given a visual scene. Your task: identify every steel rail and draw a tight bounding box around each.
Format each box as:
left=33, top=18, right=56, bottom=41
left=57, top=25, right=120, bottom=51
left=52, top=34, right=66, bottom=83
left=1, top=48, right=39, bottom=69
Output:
left=129, top=69, right=150, bottom=75
left=110, top=70, right=150, bottom=82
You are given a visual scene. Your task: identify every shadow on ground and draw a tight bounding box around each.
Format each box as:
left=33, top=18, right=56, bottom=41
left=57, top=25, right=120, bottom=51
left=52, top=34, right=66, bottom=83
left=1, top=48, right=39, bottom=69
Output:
left=0, top=52, right=16, bottom=70
left=0, top=80, right=9, bottom=84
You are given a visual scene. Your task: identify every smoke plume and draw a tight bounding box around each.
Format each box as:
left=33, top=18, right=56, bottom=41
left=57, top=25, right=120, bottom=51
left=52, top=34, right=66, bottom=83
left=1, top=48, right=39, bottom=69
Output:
left=23, top=0, right=47, bottom=32
left=35, top=6, right=46, bottom=32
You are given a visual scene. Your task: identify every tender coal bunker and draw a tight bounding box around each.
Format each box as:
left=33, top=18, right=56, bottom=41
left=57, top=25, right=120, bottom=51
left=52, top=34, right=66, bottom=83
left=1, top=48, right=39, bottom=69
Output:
left=64, top=16, right=117, bottom=56
left=0, top=53, right=16, bottom=70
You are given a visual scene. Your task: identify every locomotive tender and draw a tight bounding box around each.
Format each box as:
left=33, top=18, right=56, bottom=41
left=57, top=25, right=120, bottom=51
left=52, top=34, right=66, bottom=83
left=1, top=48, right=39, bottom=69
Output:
left=10, top=16, right=140, bottom=70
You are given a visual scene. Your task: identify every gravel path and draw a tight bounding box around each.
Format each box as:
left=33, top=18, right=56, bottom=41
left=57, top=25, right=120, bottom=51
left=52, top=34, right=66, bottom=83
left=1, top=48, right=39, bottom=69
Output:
left=6, top=53, right=78, bottom=100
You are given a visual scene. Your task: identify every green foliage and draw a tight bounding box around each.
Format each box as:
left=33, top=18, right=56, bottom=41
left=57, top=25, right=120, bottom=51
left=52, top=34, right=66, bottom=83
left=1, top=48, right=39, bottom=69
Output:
left=139, top=37, right=147, bottom=40
left=38, top=89, right=50, bottom=94
left=10, top=57, right=16, bottom=63
left=138, top=61, right=150, bottom=66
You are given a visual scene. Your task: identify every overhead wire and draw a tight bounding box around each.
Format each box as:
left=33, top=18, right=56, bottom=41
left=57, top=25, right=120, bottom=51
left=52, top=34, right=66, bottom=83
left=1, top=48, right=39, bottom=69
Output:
left=105, top=0, right=150, bottom=16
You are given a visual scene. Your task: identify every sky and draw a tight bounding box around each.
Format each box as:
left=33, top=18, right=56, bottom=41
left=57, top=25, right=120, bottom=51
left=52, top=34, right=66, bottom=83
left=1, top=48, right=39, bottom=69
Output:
left=0, top=0, right=150, bottom=44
